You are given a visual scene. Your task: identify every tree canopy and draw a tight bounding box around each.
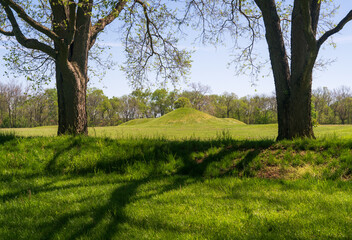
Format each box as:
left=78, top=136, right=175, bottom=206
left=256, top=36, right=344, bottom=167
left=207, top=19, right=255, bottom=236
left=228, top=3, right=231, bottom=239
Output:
left=0, top=0, right=192, bottom=134
left=182, top=0, right=352, bottom=139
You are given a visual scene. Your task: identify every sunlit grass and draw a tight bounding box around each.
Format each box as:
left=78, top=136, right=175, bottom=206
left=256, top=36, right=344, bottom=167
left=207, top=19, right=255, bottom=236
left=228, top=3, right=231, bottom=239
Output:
left=2, top=124, right=352, bottom=140
left=2, top=119, right=352, bottom=239
left=2, top=173, right=352, bottom=240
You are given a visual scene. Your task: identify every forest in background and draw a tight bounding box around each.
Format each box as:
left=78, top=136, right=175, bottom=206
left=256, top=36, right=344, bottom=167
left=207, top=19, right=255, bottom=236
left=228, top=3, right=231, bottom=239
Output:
left=0, top=82, right=351, bottom=128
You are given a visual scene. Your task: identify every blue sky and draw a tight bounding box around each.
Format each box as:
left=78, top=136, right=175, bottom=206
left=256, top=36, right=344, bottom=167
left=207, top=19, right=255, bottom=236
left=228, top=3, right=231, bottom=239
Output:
left=1, top=1, right=352, bottom=98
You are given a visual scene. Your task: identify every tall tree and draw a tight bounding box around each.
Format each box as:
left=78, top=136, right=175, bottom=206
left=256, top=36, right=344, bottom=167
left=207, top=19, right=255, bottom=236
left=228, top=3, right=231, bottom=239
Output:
left=184, top=0, right=352, bottom=139
left=0, top=0, right=191, bottom=134
left=182, top=82, right=212, bottom=111
left=86, top=88, right=109, bottom=126
left=151, top=88, right=170, bottom=117
left=313, top=87, right=334, bottom=124
left=331, top=86, right=352, bottom=124
left=0, top=82, right=23, bottom=127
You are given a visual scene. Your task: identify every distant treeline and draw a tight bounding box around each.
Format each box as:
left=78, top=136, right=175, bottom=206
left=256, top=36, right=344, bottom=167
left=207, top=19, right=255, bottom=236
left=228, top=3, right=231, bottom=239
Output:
left=0, top=82, right=351, bottom=128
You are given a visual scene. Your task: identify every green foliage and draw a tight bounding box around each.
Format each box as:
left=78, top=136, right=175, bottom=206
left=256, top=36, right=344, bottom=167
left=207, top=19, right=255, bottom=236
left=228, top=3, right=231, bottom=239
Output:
left=3, top=83, right=352, bottom=129
left=311, top=99, right=318, bottom=127
left=174, top=97, right=191, bottom=109
left=0, top=83, right=58, bottom=128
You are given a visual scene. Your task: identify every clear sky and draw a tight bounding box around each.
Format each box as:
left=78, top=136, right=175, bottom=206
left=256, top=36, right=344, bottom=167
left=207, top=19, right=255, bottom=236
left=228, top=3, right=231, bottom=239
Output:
left=1, top=1, right=352, bottom=98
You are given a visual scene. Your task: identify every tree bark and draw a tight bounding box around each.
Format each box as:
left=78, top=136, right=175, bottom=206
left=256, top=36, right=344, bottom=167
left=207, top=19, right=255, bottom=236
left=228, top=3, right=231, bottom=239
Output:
left=255, top=0, right=291, bottom=140
left=287, top=72, right=315, bottom=138
left=287, top=0, right=319, bottom=139
left=56, top=60, right=88, bottom=135
left=54, top=1, right=91, bottom=135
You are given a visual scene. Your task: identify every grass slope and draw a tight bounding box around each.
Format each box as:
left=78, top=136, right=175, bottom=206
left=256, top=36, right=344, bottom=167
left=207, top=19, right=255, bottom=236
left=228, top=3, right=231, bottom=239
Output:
left=122, top=108, right=245, bottom=127
left=119, top=118, right=154, bottom=126
left=145, top=108, right=245, bottom=126
left=3, top=108, right=352, bottom=140
left=1, top=133, right=352, bottom=239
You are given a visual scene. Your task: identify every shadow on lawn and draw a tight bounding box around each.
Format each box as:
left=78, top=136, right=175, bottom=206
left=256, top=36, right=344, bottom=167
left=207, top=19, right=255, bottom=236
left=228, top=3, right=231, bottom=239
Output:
left=33, top=140, right=269, bottom=238
left=39, top=136, right=274, bottom=178
left=38, top=175, right=192, bottom=240
left=45, top=138, right=85, bottom=172
left=1, top=136, right=273, bottom=204
left=4, top=136, right=352, bottom=239
left=0, top=132, right=16, bottom=145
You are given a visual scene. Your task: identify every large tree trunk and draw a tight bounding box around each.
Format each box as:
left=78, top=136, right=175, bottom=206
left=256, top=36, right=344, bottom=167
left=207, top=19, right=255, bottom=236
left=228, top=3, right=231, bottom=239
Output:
left=286, top=73, right=314, bottom=138
left=56, top=60, right=88, bottom=135
left=53, top=2, right=91, bottom=135
left=256, top=0, right=320, bottom=140
left=255, top=0, right=291, bottom=140
left=287, top=0, right=319, bottom=139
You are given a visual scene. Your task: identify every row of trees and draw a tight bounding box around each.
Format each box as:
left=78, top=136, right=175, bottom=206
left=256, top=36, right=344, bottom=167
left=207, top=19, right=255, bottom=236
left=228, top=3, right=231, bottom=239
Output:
left=85, top=86, right=278, bottom=126
left=0, top=0, right=352, bottom=140
left=2, top=81, right=352, bottom=128
left=0, top=83, right=58, bottom=128
left=0, top=0, right=351, bottom=138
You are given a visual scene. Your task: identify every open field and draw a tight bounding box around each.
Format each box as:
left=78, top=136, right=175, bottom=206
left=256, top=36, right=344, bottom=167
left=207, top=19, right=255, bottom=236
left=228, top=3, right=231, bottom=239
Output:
left=3, top=123, right=352, bottom=140
left=1, top=109, right=352, bottom=239
left=2, top=107, right=352, bottom=139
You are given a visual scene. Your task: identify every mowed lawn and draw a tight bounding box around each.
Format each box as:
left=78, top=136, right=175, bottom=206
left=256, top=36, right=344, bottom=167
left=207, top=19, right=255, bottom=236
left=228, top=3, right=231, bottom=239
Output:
left=2, top=109, right=352, bottom=239
left=2, top=108, right=352, bottom=139
left=2, top=174, right=352, bottom=239
left=2, top=124, right=352, bottom=139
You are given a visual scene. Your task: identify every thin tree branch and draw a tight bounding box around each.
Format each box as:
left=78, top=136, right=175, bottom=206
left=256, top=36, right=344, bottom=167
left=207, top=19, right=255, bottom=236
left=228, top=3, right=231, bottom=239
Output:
left=0, top=27, right=14, bottom=36
left=136, top=0, right=154, bottom=54
left=317, top=10, right=352, bottom=49
left=1, top=0, right=60, bottom=42
left=2, top=4, right=56, bottom=58
left=89, top=0, right=128, bottom=49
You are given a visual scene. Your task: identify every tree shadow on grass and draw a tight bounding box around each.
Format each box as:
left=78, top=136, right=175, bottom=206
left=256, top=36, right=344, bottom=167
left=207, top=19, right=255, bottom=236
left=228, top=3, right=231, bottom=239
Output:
left=1, top=137, right=273, bottom=204
left=1, top=136, right=276, bottom=238
left=45, top=141, right=80, bottom=172
left=0, top=132, right=16, bottom=145
left=38, top=175, right=191, bottom=240
left=179, top=146, right=264, bottom=178
left=64, top=137, right=274, bottom=178
left=32, top=138, right=268, bottom=239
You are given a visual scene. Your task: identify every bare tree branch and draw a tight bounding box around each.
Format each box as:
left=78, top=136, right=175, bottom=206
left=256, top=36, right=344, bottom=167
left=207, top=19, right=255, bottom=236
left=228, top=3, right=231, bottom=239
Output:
left=317, top=10, right=352, bottom=49
left=1, top=4, right=56, bottom=58
left=1, top=0, right=60, bottom=42
left=89, top=0, right=128, bottom=49
left=0, top=27, right=14, bottom=36
left=136, top=0, right=154, bottom=53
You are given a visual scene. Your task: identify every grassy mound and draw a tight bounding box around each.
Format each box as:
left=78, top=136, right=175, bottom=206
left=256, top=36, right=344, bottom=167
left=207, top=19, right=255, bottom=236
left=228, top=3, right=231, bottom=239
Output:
left=121, top=108, right=245, bottom=127
left=119, top=118, right=154, bottom=126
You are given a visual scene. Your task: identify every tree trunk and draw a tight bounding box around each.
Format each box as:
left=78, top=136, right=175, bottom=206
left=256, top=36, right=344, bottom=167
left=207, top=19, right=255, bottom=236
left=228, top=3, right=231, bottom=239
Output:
left=287, top=73, right=314, bottom=138
left=256, top=0, right=320, bottom=140
left=287, top=0, right=318, bottom=139
left=56, top=61, right=88, bottom=135
left=255, top=0, right=291, bottom=140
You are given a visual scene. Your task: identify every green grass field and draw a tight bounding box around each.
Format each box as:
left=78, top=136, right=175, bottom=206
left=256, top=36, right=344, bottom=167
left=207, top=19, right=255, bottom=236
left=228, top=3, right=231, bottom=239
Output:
left=2, top=108, right=352, bottom=140
left=1, top=108, right=352, bottom=239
